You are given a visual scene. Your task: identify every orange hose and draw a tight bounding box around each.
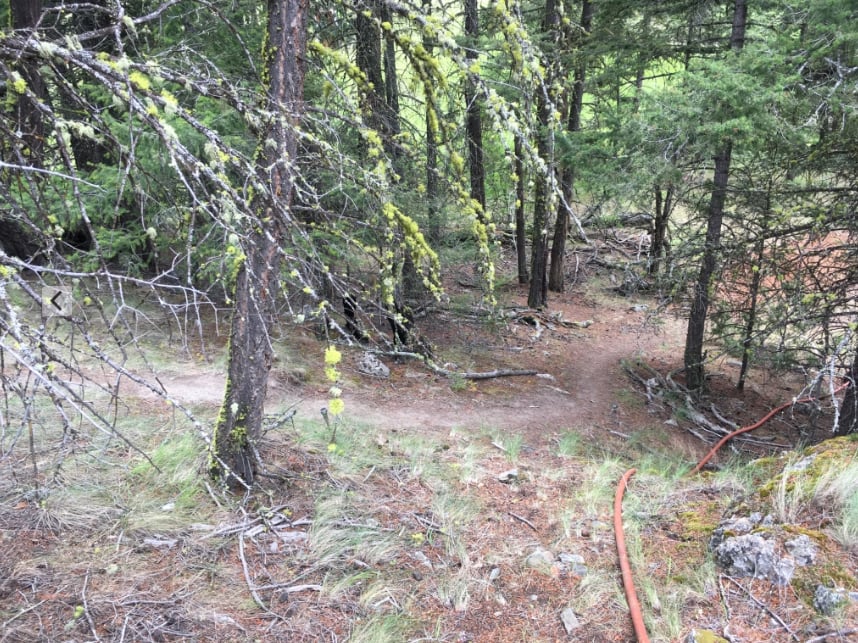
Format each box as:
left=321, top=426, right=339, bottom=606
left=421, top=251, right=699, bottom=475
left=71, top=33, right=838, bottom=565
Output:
left=614, top=383, right=850, bottom=642
left=690, top=382, right=850, bottom=475
left=614, top=468, right=650, bottom=643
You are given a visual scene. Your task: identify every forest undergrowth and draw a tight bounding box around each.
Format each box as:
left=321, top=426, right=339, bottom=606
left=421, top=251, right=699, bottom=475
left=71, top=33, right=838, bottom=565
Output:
left=1, top=255, right=857, bottom=642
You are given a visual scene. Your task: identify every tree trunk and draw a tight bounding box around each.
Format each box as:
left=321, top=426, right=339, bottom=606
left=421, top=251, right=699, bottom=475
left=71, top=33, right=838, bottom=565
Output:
left=211, top=0, right=306, bottom=487
left=548, top=0, right=591, bottom=293
left=528, top=96, right=551, bottom=308
left=737, top=237, right=764, bottom=391
left=464, top=0, right=486, bottom=220
left=514, top=135, right=528, bottom=285
left=423, top=2, right=440, bottom=245
left=682, top=0, right=746, bottom=392
left=649, top=183, right=672, bottom=276
left=10, top=0, right=47, bottom=166
left=527, top=0, right=558, bottom=309
left=684, top=145, right=732, bottom=392
left=354, top=1, right=388, bottom=139
left=380, top=1, right=401, bottom=166
left=838, top=340, right=858, bottom=436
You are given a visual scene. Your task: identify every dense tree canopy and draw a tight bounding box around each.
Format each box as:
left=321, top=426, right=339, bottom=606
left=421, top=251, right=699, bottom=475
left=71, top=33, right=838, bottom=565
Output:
left=1, top=0, right=858, bottom=486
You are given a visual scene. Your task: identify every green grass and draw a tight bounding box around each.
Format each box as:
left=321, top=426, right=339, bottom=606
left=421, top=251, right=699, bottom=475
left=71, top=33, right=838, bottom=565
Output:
left=125, top=430, right=210, bottom=531
left=310, top=493, right=402, bottom=568
left=349, top=613, right=418, bottom=643
left=557, top=431, right=582, bottom=457
left=816, top=461, right=858, bottom=548
left=492, top=430, right=524, bottom=462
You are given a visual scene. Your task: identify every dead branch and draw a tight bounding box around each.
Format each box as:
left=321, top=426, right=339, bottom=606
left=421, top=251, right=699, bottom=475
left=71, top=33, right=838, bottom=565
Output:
left=508, top=511, right=538, bottom=532
left=462, top=368, right=539, bottom=380
left=238, top=531, right=281, bottom=620
left=374, top=350, right=539, bottom=380
left=805, top=629, right=858, bottom=643
left=81, top=569, right=101, bottom=642
left=723, top=576, right=799, bottom=642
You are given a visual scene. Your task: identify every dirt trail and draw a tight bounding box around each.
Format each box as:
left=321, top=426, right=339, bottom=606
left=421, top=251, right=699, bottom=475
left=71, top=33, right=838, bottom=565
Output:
left=155, top=286, right=688, bottom=443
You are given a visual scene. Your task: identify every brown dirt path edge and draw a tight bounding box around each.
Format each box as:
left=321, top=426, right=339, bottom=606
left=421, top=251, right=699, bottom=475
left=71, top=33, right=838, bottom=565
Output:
left=162, top=284, right=690, bottom=449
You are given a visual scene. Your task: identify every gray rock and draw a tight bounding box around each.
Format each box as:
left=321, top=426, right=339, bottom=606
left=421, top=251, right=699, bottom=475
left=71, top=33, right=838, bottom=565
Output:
left=498, top=468, right=519, bottom=483
left=714, top=534, right=776, bottom=579
left=558, top=552, right=588, bottom=576
left=709, top=518, right=748, bottom=550
left=525, top=548, right=555, bottom=570
left=784, top=534, right=817, bottom=566
left=142, top=536, right=179, bottom=550
left=715, top=533, right=797, bottom=585
left=771, top=556, right=795, bottom=586
left=357, top=352, right=390, bottom=378
left=814, top=585, right=847, bottom=614
left=560, top=607, right=581, bottom=634
left=787, top=455, right=816, bottom=472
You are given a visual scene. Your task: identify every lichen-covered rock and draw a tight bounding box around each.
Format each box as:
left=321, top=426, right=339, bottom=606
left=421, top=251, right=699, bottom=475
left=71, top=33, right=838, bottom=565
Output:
left=357, top=351, right=390, bottom=378
left=713, top=533, right=795, bottom=585
left=714, top=534, right=776, bottom=578
left=784, top=534, right=817, bottom=566
left=709, top=513, right=766, bottom=550
left=687, top=629, right=729, bottom=643
left=814, top=585, right=848, bottom=615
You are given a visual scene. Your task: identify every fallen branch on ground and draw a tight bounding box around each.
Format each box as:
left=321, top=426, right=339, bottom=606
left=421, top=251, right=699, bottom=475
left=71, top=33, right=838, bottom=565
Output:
left=723, top=576, right=799, bottom=642
left=508, top=512, right=538, bottom=532
left=376, top=350, right=539, bottom=380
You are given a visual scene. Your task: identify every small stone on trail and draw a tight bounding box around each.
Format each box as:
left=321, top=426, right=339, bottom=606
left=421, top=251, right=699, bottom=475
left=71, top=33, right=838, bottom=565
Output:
left=497, top=468, right=519, bottom=483
left=560, top=607, right=581, bottom=634
left=558, top=552, right=588, bottom=576
left=525, top=547, right=555, bottom=570
left=142, top=536, right=179, bottom=550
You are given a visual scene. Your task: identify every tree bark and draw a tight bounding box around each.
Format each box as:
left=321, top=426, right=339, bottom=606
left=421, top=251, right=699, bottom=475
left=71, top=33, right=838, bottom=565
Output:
left=464, top=0, right=486, bottom=220
left=380, top=1, right=401, bottom=167
left=838, top=339, right=858, bottom=436
left=684, top=145, right=732, bottom=391
left=737, top=236, right=764, bottom=391
left=682, top=0, right=746, bottom=392
left=212, top=0, right=306, bottom=486
left=527, top=116, right=550, bottom=309
left=514, top=134, right=528, bottom=284
left=355, top=0, right=398, bottom=156
left=548, top=0, right=591, bottom=292
left=649, top=183, right=673, bottom=276
left=9, top=0, right=47, bottom=166
left=527, top=0, right=559, bottom=309
left=423, top=0, right=440, bottom=245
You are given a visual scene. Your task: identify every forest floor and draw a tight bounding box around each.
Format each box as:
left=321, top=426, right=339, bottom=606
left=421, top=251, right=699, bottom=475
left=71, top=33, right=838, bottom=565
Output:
left=2, top=242, right=858, bottom=642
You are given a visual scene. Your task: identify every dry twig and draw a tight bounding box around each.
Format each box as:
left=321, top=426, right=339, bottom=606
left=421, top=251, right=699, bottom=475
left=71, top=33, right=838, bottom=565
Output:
left=507, top=511, right=537, bottom=532
left=723, top=576, right=799, bottom=642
